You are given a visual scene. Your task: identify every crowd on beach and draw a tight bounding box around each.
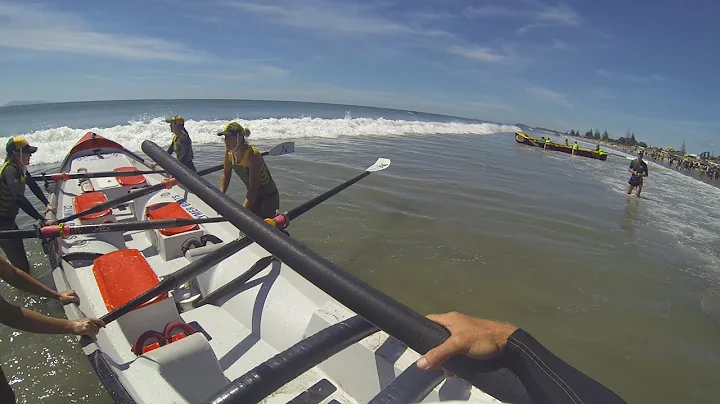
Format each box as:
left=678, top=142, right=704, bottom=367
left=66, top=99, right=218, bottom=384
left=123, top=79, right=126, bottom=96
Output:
left=558, top=132, right=720, bottom=182
left=644, top=151, right=720, bottom=181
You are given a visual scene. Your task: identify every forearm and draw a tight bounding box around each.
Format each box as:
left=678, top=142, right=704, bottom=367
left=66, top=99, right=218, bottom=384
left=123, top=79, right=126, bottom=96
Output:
left=27, top=177, right=50, bottom=205
left=0, top=302, right=73, bottom=334
left=3, top=265, right=61, bottom=300
left=220, top=174, right=230, bottom=193
left=501, top=329, right=626, bottom=404
left=167, top=143, right=175, bottom=155
left=244, top=187, right=259, bottom=207
left=17, top=196, right=44, bottom=220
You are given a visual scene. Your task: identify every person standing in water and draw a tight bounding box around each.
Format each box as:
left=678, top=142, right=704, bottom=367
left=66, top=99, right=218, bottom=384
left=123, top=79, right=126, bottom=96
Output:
left=0, top=138, right=55, bottom=274
left=162, top=115, right=196, bottom=171
left=627, top=150, right=649, bottom=197
left=218, top=122, right=280, bottom=219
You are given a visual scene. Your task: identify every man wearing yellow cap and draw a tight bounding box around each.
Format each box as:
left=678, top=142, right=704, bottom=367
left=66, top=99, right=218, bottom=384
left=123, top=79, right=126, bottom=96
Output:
left=218, top=122, right=280, bottom=219
left=162, top=115, right=196, bottom=171
left=0, top=138, right=55, bottom=273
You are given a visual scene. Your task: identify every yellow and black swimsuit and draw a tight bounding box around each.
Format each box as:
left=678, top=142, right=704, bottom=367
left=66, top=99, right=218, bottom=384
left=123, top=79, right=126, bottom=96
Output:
left=230, top=146, right=277, bottom=196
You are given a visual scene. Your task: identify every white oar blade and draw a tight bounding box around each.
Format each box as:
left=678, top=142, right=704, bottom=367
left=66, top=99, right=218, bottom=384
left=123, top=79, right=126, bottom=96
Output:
left=266, top=142, right=295, bottom=156
left=366, top=158, right=391, bottom=172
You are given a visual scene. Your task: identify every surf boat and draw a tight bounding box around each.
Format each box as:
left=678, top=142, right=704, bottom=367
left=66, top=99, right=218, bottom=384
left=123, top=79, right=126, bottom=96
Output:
left=25, top=132, right=528, bottom=403
left=515, top=132, right=608, bottom=161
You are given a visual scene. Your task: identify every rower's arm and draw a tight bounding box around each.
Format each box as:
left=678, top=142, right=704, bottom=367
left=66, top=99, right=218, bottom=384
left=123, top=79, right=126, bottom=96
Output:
left=167, top=140, right=175, bottom=155
left=0, top=294, right=74, bottom=334
left=220, top=151, right=232, bottom=193
left=26, top=174, right=50, bottom=206
left=243, top=152, right=261, bottom=209
left=0, top=256, right=62, bottom=300
left=501, top=329, right=626, bottom=404
left=3, top=168, right=43, bottom=221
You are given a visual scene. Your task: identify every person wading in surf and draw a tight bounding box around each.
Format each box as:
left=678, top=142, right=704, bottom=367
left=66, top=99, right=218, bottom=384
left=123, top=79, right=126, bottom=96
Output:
left=0, top=256, right=104, bottom=403
left=161, top=115, right=196, bottom=171
left=218, top=122, right=280, bottom=219
left=0, top=138, right=56, bottom=274
left=627, top=150, right=649, bottom=197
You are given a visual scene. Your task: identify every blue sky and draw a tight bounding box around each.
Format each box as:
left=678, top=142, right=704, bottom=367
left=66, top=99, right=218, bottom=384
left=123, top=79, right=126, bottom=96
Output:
left=0, top=0, right=717, bottom=152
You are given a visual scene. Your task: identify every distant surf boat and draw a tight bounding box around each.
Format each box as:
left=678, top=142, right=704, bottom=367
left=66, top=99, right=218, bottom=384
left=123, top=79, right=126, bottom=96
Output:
left=515, top=132, right=609, bottom=161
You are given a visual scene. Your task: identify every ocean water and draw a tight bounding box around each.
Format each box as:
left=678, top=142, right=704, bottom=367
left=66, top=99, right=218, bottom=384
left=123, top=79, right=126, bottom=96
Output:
left=0, top=100, right=718, bottom=404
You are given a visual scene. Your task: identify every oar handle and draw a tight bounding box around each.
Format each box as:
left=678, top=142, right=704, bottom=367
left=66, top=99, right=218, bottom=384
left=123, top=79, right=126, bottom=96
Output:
left=0, top=228, right=37, bottom=240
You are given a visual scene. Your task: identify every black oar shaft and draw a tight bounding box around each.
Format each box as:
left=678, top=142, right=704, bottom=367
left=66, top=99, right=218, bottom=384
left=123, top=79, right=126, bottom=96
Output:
left=143, top=141, right=501, bottom=390
left=101, top=238, right=251, bottom=324
left=38, top=169, right=166, bottom=181
left=58, top=157, right=267, bottom=224
left=285, top=171, right=370, bottom=220
left=99, top=160, right=379, bottom=324
left=0, top=217, right=228, bottom=240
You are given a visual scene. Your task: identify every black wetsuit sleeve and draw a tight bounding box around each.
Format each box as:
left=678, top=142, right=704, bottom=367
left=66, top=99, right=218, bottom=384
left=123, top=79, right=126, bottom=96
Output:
left=167, top=141, right=175, bottom=155
left=500, top=329, right=626, bottom=404
left=26, top=175, right=49, bottom=206
left=176, top=135, right=193, bottom=165
left=3, top=167, right=43, bottom=221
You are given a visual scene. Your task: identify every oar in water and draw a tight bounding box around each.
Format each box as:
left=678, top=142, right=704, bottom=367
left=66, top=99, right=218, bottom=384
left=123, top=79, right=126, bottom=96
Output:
left=58, top=142, right=295, bottom=224
left=38, top=141, right=295, bottom=182
left=0, top=217, right=228, bottom=240
left=88, top=157, right=389, bottom=331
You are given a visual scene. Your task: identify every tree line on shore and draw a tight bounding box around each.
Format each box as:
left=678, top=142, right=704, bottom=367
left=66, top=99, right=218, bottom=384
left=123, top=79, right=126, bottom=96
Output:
left=567, top=129, right=649, bottom=149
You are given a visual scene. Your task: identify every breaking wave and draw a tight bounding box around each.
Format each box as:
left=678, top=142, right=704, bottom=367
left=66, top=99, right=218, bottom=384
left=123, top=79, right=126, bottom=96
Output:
left=7, top=117, right=520, bottom=164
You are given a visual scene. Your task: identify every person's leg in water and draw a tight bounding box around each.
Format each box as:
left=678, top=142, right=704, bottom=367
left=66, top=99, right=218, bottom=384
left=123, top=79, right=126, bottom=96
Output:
left=635, top=183, right=643, bottom=198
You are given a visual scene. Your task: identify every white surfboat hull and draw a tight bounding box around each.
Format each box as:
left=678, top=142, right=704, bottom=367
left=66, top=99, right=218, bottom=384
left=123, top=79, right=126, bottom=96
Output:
left=45, top=132, right=514, bottom=404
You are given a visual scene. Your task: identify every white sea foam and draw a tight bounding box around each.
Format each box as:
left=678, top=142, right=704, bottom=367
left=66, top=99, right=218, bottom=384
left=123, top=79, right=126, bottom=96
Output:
left=7, top=117, right=520, bottom=165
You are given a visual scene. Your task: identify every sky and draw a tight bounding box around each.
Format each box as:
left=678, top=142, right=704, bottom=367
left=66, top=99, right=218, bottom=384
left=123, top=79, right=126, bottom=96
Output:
left=0, top=0, right=717, bottom=153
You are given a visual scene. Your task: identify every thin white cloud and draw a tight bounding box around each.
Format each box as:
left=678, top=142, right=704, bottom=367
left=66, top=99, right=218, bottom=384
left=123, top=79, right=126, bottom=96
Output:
left=649, top=74, right=666, bottom=81
left=596, top=69, right=667, bottom=82
left=202, top=66, right=291, bottom=81
left=464, top=3, right=581, bottom=34
left=463, top=5, right=520, bottom=19
left=535, top=5, right=581, bottom=25
left=447, top=45, right=507, bottom=63
left=215, top=0, right=450, bottom=38
left=526, top=86, right=573, bottom=107
left=0, top=2, right=200, bottom=62
left=596, top=69, right=612, bottom=77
